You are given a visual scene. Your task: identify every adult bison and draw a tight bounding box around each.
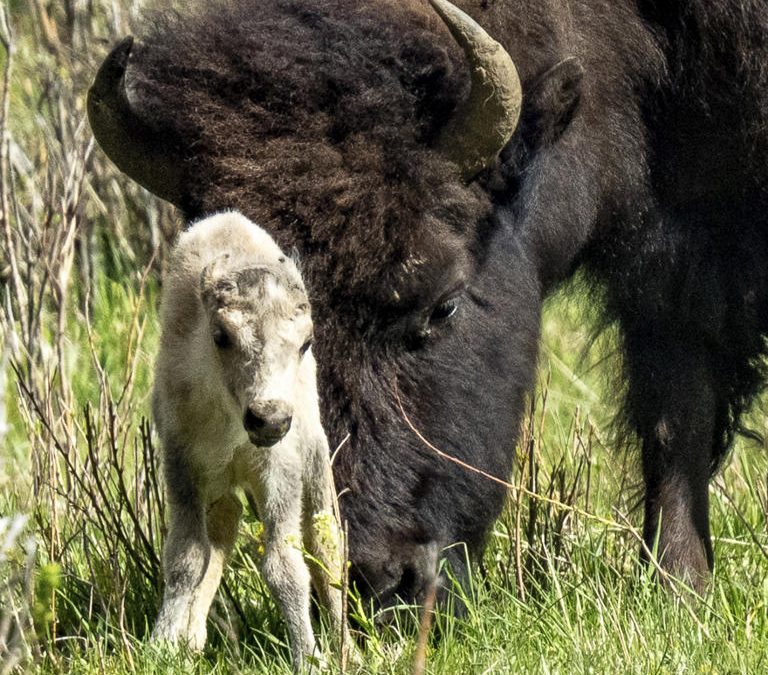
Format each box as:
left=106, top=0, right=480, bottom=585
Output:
left=88, top=0, right=768, bottom=607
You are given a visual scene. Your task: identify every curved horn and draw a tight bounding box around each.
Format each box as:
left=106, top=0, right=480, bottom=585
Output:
left=428, top=0, right=522, bottom=179
left=87, top=37, right=185, bottom=206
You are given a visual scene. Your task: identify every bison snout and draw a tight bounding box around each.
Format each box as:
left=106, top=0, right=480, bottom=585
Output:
left=243, top=399, right=293, bottom=447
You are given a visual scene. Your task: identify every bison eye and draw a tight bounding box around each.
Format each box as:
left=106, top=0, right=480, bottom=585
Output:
left=212, top=327, right=232, bottom=349
left=300, top=338, right=313, bottom=356
left=429, top=296, right=460, bottom=324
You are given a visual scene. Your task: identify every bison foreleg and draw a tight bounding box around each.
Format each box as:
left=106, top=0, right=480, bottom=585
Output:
left=624, top=338, right=715, bottom=591
left=190, top=493, right=241, bottom=636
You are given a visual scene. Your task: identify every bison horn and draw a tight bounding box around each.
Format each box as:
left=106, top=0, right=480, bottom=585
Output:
left=428, top=0, right=522, bottom=179
left=87, top=37, right=185, bottom=207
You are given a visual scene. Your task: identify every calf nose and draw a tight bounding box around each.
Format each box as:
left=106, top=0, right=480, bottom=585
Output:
left=243, top=399, right=292, bottom=447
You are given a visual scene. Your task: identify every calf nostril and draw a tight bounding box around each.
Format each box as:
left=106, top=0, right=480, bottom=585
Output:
left=243, top=409, right=266, bottom=432
left=243, top=406, right=293, bottom=444
left=278, top=416, right=293, bottom=434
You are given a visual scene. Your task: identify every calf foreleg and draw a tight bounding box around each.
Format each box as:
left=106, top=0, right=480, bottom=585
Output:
left=153, top=452, right=241, bottom=648
left=248, top=463, right=318, bottom=671
left=187, top=493, right=241, bottom=641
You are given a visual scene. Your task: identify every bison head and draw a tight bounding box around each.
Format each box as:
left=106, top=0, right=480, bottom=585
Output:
left=89, top=0, right=544, bottom=611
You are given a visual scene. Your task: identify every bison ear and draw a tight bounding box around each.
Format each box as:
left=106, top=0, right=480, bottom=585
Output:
left=523, top=57, right=584, bottom=149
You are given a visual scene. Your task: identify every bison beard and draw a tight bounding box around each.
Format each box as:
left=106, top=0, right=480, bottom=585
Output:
left=89, top=0, right=768, bottom=608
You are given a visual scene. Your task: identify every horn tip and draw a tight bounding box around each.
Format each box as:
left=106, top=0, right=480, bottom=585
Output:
left=89, top=36, right=135, bottom=101
left=102, top=35, right=135, bottom=79
left=110, top=36, right=135, bottom=68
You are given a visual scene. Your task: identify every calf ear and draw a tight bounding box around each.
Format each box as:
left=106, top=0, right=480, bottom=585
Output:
left=522, top=57, right=584, bottom=149
left=201, top=255, right=236, bottom=306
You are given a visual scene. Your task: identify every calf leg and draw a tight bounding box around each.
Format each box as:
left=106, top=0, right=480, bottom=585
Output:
left=247, top=465, right=318, bottom=671
left=623, top=337, right=716, bottom=590
left=261, top=527, right=318, bottom=670
left=303, top=441, right=345, bottom=637
left=186, top=493, right=242, bottom=642
left=153, top=452, right=241, bottom=648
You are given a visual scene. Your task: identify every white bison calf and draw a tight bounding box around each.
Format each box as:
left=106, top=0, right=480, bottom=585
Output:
left=151, top=211, right=345, bottom=670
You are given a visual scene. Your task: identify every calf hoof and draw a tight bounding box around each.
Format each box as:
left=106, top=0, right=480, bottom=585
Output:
left=151, top=617, right=207, bottom=652
left=300, top=651, right=329, bottom=674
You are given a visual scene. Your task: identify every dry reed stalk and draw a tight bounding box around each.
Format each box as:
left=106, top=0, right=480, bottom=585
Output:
left=339, top=519, right=350, bottom=675
left=410, top=581, right=437, bottom=675
left=0, top=515, right=38, bottom=673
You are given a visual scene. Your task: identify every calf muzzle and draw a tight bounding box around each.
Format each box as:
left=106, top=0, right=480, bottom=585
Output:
left=243, top=399, right=293, bottom=447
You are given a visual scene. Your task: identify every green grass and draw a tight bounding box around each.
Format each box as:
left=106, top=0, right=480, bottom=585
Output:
left=2, top=2, right=767, bottom=673
left=4, top=280, right=767, bottom=674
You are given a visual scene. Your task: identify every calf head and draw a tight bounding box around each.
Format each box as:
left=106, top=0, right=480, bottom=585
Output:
left=200, top=255, right=314, bottom=447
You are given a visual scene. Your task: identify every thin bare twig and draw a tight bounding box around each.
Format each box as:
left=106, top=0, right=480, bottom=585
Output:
left=0, top=5, right=28, bottom=345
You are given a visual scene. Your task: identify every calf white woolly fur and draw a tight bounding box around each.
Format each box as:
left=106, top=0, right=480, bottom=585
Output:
left=151, top=211, right=345, bottom=670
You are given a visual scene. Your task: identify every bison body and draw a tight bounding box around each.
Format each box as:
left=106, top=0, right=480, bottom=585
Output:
left=90, top=0, right=768, bottom=606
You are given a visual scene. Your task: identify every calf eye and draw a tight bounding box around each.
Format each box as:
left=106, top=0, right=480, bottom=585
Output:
left=429, top=296, right=460, bottom=324
left=212, top=328, right=232, bottom=349
left=300, top=338, right=313, bottom=356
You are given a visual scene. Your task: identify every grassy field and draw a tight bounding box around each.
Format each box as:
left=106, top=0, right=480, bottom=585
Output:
left=1, top=2, right=767, bottom=673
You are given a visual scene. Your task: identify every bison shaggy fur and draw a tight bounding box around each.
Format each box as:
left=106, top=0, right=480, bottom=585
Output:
left=93, top=0, right=768, bottom=606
